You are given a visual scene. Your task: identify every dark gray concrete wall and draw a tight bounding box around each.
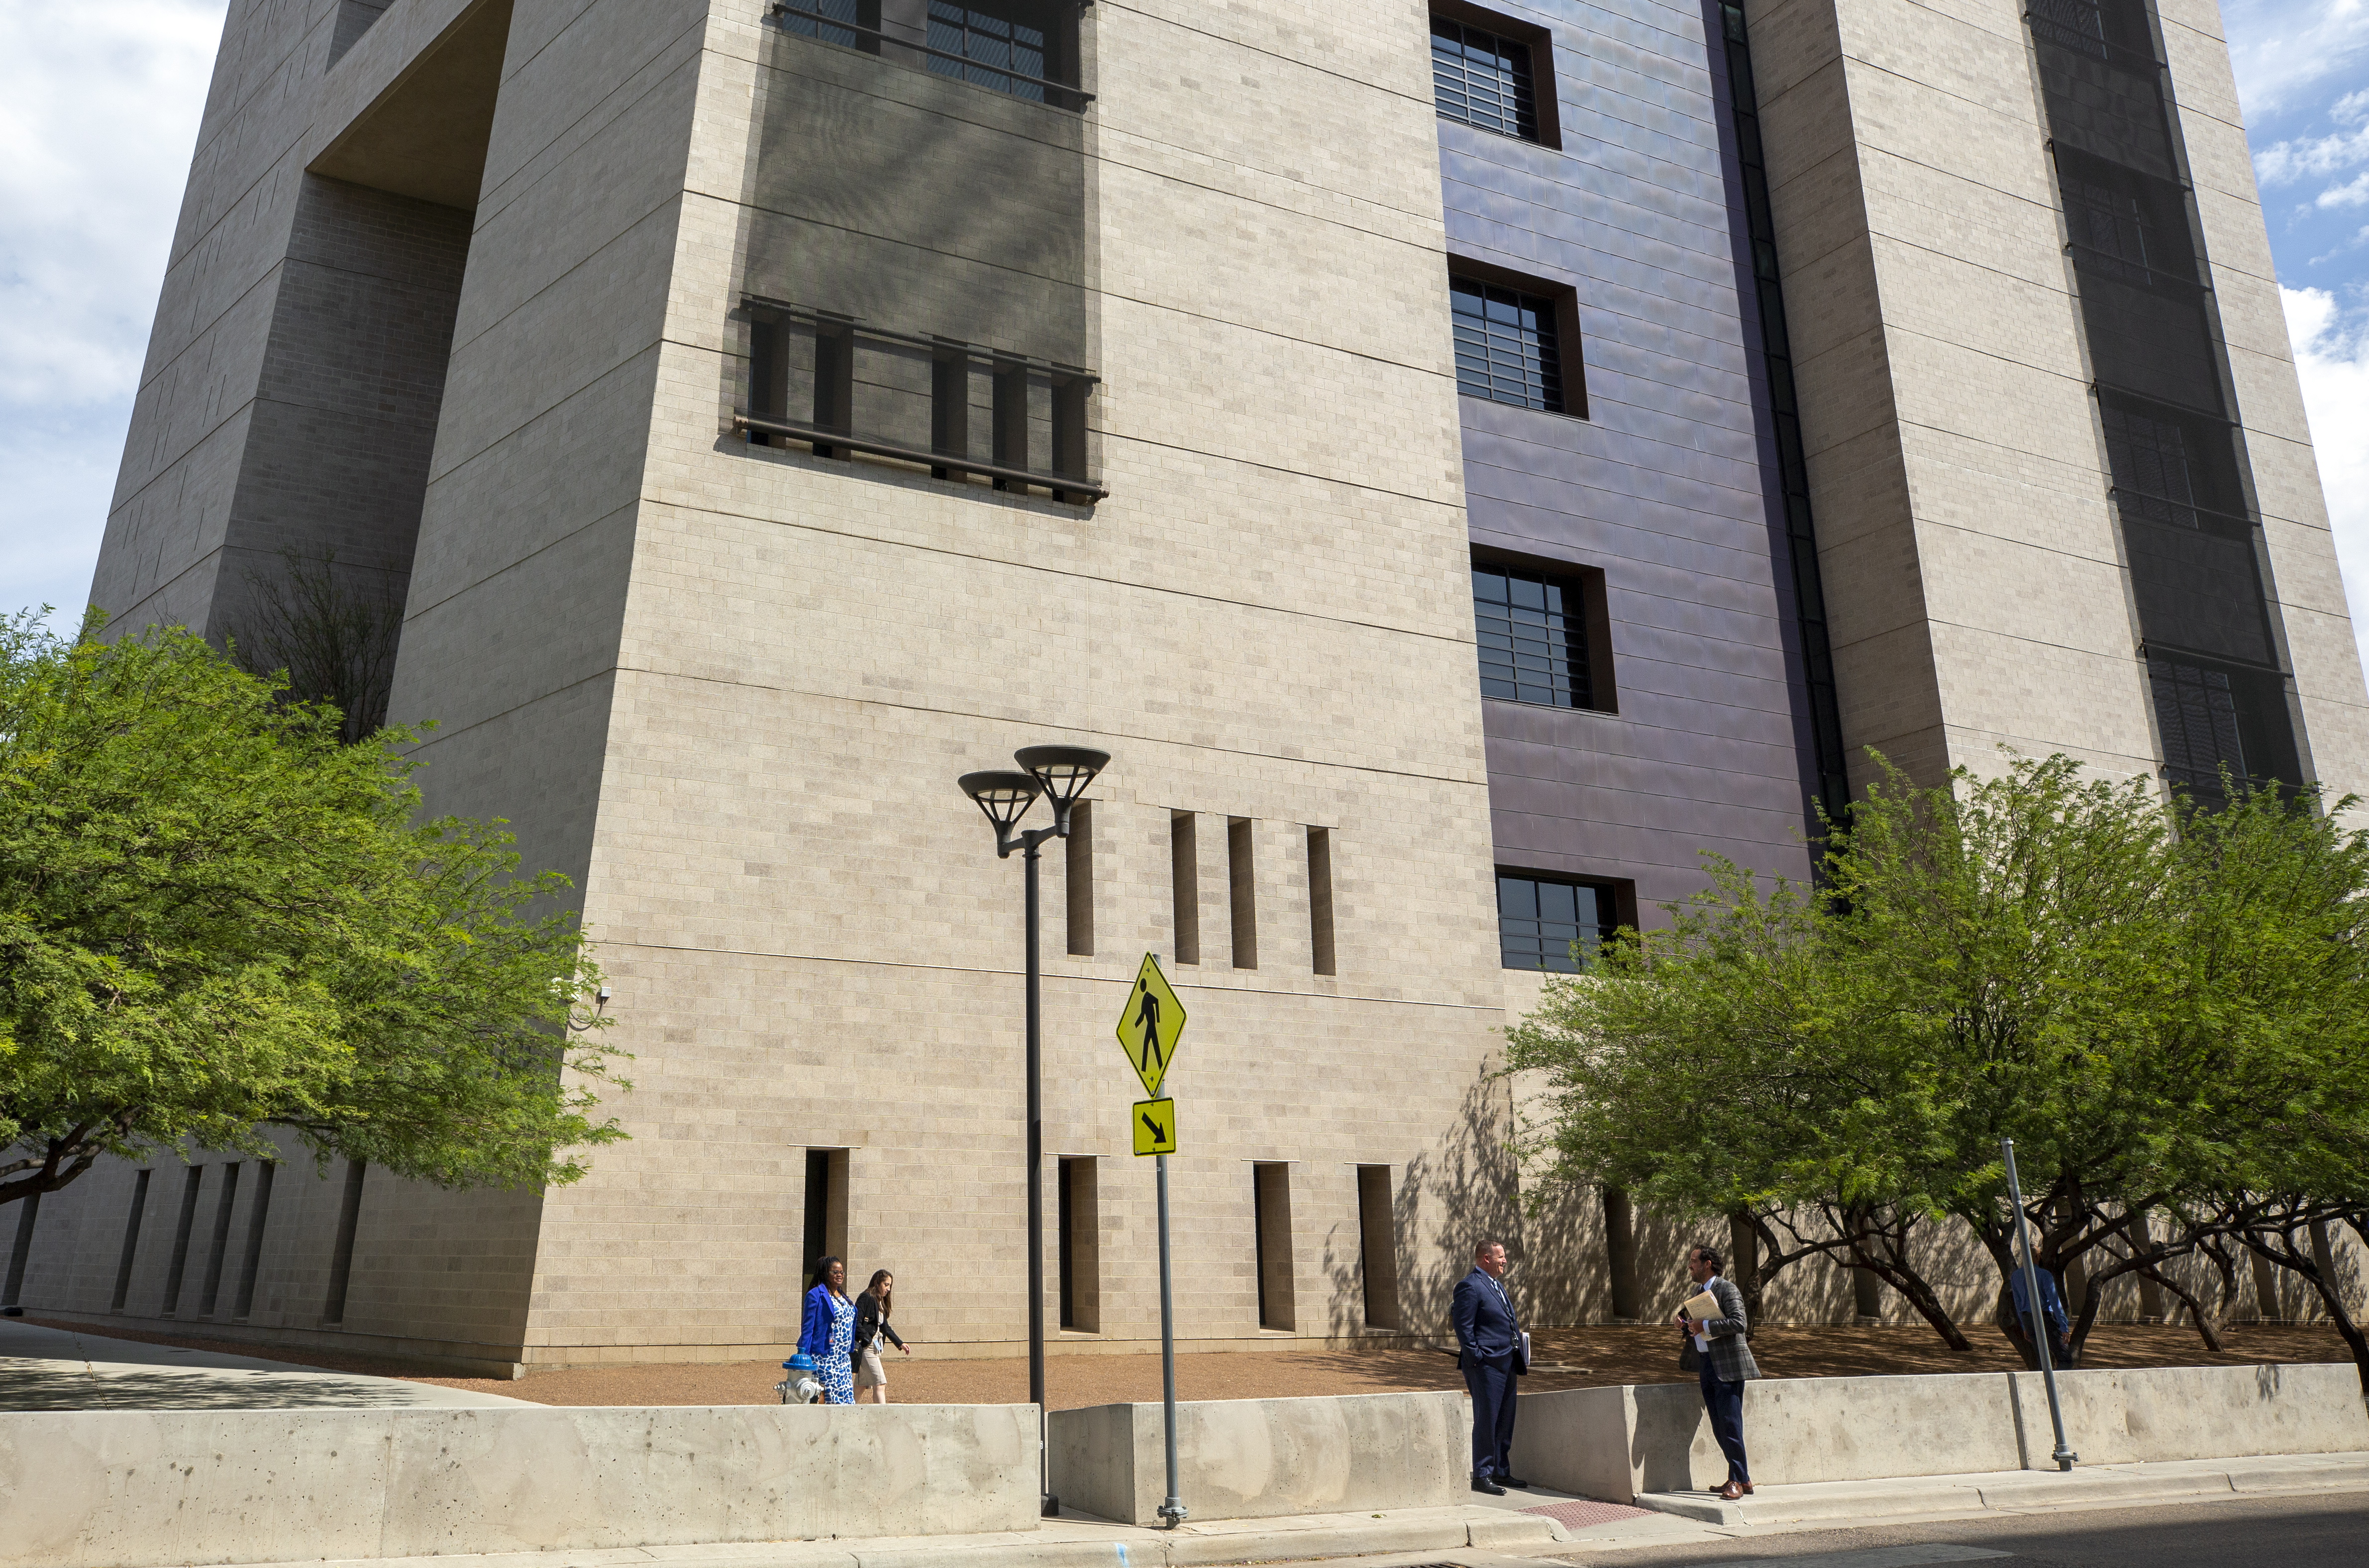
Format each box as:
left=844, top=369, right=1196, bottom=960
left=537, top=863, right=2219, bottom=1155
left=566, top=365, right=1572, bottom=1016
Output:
left=1442, top=0, right=1821, bottom=916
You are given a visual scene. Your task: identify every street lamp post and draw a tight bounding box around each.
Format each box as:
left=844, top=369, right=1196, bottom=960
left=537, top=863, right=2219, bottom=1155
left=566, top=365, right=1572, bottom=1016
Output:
left=960, top=744, right=1110, bottom=1520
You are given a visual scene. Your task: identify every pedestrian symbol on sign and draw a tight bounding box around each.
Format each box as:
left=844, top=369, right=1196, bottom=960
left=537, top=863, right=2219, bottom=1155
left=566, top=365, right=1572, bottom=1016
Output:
left=1114, top=952, right=1186, bottom=1098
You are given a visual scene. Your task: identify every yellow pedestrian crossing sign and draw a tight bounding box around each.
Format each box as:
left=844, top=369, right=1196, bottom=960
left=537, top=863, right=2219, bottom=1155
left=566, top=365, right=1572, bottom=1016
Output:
left=1133, top=1098, right=1178, bottom=1156
left=1116, top=952, right=1186, bottom=1097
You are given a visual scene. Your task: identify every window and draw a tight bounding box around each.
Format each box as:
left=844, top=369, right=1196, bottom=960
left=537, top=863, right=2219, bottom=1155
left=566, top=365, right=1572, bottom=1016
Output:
left=1356, top=1166, right=1399, bottom=1330
left=322, top=1159, right=366, bottom=1326
left=1252, top=1163, right=1294, bottom=1330
left=802, top=1149, right=849, bottom=1290
left=1474, top=564, right=1591, bottom=708
left=2, top=1192, right=39, bottom=1309
left=773, top=0, right=1085, bottom=109
left=928, top=0, right=1048, bottom=99
left=161, top=1165, right=205, bottom=1316
left=1057, top=1156, right=1099, bottom=1331
left=111, top=1169, right=150, bottom=1310
left=1064, top=799, right=1094, bottom=956
left=1170, top=812, right=1200, bottom=965
left=1228, top=817, right=1258, bottom=970
left=1452, top=276, right=1566, bottom=413
left=2148, top=655, right=2247, bottom=795
left=1306, top=827, right=1336, bottom=976
left=1432, top=16, right=1538, bottom=141
left=233, top=1162, right=274, bottom=1319
left=1497, top=872, right=1613, bottom=972
left=198, top=1163, right=240, bottom=1317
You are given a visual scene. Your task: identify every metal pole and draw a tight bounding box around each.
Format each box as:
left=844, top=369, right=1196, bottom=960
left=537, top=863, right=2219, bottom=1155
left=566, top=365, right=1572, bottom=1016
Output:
left=1025, top=839, right=1055, bottom=1515
left=2001, top=1139, right=2076, bottom=1470
left=1156, top=1148, right=1186, bottom=1526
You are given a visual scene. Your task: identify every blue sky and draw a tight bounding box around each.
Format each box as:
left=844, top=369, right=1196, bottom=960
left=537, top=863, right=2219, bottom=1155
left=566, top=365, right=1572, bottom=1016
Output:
left=2, top=1, right=2366, bottom=667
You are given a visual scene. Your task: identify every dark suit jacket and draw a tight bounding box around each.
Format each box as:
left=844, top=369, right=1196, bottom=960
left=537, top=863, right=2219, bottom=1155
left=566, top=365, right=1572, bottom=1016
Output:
left=1676, top=1275, right=1760, bottom=1380
left=1450, top=1266, right=1522, bottom=1368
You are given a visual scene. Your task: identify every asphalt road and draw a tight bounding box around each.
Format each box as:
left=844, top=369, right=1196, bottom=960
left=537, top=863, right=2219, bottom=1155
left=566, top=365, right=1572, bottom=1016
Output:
left=1558, top=1492, right=2369, bottom=1568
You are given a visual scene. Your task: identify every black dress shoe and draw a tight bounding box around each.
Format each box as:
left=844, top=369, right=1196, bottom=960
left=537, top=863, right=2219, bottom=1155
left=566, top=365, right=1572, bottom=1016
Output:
left=1499, top=1476, right=1532, bottom=1489
left=1471, top=1477, right=1506, bottom=1495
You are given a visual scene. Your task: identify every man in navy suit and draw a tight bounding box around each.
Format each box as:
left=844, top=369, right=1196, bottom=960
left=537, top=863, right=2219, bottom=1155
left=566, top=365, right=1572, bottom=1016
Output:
left=1450, top=1238, right=1528, bottom=1494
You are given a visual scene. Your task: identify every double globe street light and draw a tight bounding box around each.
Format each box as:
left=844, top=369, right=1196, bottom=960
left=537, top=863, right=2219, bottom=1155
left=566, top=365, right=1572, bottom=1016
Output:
left=959, top=743, right=1110, bottom=1518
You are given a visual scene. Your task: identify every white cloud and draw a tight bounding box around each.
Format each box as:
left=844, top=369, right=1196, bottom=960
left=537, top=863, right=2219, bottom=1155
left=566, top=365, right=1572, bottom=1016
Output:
left=2224, top=0, right=2369, bottom=123
left=2255, top=122, right=2369, bottom=188
left=0, top=1, right=225, bottom=626
left=2319, top=172, right=2369, bottom=209
left=2284, top=286, right=2369, bottom=677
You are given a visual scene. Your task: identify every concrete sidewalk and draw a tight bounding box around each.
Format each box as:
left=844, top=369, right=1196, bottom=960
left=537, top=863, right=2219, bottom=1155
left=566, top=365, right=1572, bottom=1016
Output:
left=0, top=1319, right=533, bottom=1410
left=181, top=1450, right=2369, bottom=1568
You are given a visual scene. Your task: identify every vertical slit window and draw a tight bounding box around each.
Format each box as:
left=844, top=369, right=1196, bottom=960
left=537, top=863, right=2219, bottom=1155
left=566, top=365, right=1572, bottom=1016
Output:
left=1057, top=1156, right=1098, bottom=1331
left=234, top=1162, right=274, bottom=1319
left=1451, top=277, right=1564, bottom=413
left=112, top=1170, right=150, bottom=1311
left=2, top=1192, right=40, bottom=1308
left=1252, top=1163, right=1294, bottom=1330
left=1306, top=826, right=1336, bottom=976
left=1356, top=1166, right=1400, bottom=1329
left=1170, top=812, right=1200, bottom=965
left=1227, top=818, right=1258, bottom=970
left=1497, top=873, right=1607, bottom=972
left=1431, top=17, right=1538, bottom=141
left=198, top=1163, right=239, bottom=1317
left=1065, top=799, right=1094, bottom=956
left=803, top=1149, right=850, bottom=1289
left=323, top=1159, right=365, bottom=1326
left=161, top=1165, right=205, bottom=1316
left=1474, top=564, right=1591, bottom=708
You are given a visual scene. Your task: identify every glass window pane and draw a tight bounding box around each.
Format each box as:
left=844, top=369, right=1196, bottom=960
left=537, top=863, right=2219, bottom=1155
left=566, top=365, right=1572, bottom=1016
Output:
left=1472, top=563, right=1591, bottom=709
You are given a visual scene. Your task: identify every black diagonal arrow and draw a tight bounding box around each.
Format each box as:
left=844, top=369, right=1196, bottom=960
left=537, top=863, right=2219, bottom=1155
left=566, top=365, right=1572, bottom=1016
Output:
left=1141, top=1107, right=1170, bottom=1145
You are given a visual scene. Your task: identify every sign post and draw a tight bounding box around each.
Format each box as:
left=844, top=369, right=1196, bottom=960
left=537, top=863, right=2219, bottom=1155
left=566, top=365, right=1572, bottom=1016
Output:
left=1116, top=953, right=1188, bottom=1526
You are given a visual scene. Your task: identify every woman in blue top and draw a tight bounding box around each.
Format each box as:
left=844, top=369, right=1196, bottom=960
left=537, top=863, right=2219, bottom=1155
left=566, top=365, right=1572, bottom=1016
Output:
left=798, top=1254, right=857, bottom=1404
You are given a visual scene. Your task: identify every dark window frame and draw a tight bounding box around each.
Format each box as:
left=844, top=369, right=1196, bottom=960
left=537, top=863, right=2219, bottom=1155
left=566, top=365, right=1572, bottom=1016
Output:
left=1430, top=0, right=1561, bottom=148
left=1471, top=553, right=1616, bottom=714
left=1495, top=869, right=1633, bottom=974
left=1448, top=257, right=1585, bottom=418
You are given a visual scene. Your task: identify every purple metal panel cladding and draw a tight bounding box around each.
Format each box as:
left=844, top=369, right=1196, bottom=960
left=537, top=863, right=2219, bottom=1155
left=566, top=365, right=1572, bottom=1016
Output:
left=1441, top=0, right=1820, bottom=921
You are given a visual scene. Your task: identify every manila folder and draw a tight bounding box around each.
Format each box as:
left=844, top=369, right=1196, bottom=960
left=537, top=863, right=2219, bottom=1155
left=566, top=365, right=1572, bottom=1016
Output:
left=1681, top=1289, right=1722, bottom=1323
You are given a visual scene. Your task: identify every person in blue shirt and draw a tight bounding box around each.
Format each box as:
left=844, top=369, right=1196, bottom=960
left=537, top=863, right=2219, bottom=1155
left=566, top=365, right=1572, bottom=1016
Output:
left=2009, top=1265, right=2073, bottom=1364
left=799, top=1255, right=857, bottom=1405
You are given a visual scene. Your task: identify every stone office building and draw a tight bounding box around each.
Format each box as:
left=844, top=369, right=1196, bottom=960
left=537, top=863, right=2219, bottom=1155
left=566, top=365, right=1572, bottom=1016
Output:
left=6, top=0, right=2359, bottom=1371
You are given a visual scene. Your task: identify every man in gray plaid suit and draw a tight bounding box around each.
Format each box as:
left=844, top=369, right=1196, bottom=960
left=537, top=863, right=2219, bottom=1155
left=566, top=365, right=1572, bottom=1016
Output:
left=1674, top=1242, right=1759, bottom=1500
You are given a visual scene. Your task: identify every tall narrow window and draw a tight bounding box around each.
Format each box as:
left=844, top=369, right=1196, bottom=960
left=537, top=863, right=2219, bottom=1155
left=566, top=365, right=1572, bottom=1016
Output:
left=1306, top=827, right=1336, bottom=976
left=1474, top=564, right=1592, bottom=708
left=1252, top=1164, right=1294, bottom=1330
left=322, top=1159, right=366, bottom=1326
left=198, top=1163, right=240, bottom=1317
left=111, top=1171, right=151, bottom=1311
left=2, top=1192, right=40, bottom=1308
left=1170, top=812, right=1200, bottom=965
left=1497, top=872, right=1613, bottom=972
left=1064, top=799, right=1094, bottom=957
left=1057, top=1156, right=1099, bottom=1332
left=1431, top=16, right=1538, bottom=141
left=161, top=1165, right=206, bottom=1316
left=803, top=1148, right=850, bottom=1289
left=1356, top=1166, right=1400, bottom=1329
left=1227, top=818, right=1258, bottom=970
left=2148, top=655, right=2247, bottom=795
left=1451, top=276, right=1567, bottom=413
left=234, top=1162, right=274, bottom=1319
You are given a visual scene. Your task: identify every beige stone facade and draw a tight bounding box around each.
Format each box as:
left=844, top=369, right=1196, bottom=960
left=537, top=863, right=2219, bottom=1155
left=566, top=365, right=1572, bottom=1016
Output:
left=20, top=0, right=2360, bottom=1370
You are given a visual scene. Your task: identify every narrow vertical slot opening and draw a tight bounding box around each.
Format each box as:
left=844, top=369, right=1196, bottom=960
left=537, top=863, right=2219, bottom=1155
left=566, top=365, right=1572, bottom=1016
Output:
left=198, top=1163, right=240, bottom=1317
left=1228, top=817, right=1258, bottom=970
left=930, top=339, right=970, bottom=478
left=161, top=1166, right=206, bottom=1316
left=1356, top=1165, right=1399, bottom=1329
left=804, top=1148, right=851, bottom=1288
left=813, top=317, right=856, bottom=457
left=322, top=1159, right=366, bottom=1326
left=991, top=357, right=1030, bottom=489
left=2, top=1192, right=41, bottom=1309
left=1252, top=1162, right=1294, bottom=1331
left=1057, top=1156, right=1100, bottom=1331
left=1170, top=812, right=1200, bottom=964
left=1306, top=826, right=1336, bottom=975
left=111, top=1170, right=151, bottom=1311
left=234, top=1163, right=275, bottom=1320
left=1065, top=799, right=1095, bottom=956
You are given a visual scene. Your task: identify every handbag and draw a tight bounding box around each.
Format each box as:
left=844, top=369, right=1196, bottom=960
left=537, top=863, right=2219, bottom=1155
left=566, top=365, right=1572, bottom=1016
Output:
left=1513, top=1330, right=1531, bottom=1375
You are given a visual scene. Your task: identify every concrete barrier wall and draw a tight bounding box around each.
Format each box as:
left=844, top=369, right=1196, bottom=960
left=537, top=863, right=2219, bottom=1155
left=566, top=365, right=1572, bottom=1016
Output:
left=0, top=1403, right=1037, bottom=1568
left=1511, top=1363, right=2369, bottom=1502
left=1047, top=1390, right=1468, bottom=1525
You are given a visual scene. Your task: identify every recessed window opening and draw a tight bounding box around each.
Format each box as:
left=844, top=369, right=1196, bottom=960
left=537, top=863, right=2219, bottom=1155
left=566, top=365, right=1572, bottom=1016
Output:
left=1252, top=1163, right=1294, bottom=1331
left=1170, top=812, right=1201, bottom=965
left=1452, top=277, right=1565, bottom=413
left=771, top=0, right=1089, bottom=110
left=1064, top=799, right=1094, bottom=956
left=2148, top=655, right=2248, bottom=795
left=112, top=1170, right=151, bottom=1311
left=1356, top=1166, right=1400, bottom=1330
left=1432, top=16, right=1537, bottom=140
left=233, top=1162, right=274, bottom=1319
left=322, top=1159, right=366, bottom=1326
left=1306, top=827, right=1336, bottom=976
left=1227, top=818, right=1258, bottom=970
left=2, top=1192, right=40, bottom=1308
left=1057, top=1156, right=1099, bottom=1332
left=1497, top=872, right=1613, bottom=972
left=803, top=1148, right=851, bottom=1290
left=161, top=1165, right=205, bottom=1316
left=1474, top=564, right=1591, bottom=708
left=198, top=1163, right=240, bottom=1317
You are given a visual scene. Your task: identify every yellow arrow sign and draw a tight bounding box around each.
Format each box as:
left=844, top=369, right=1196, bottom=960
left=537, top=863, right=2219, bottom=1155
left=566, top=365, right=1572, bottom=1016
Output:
left=1133, top=1098, right=1178, bottom=1156
left=1115, top=952, right=1186, bottom=1098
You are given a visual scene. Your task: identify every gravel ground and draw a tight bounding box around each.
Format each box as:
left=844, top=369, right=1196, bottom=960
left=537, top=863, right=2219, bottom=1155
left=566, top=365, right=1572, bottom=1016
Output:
left=23, top=1317, right=2349, bottom=1410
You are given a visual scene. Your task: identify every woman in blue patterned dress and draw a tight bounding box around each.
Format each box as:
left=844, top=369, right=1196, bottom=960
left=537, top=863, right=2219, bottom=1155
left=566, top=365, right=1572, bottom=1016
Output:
left=799, top=1255, right=857, bottom=1404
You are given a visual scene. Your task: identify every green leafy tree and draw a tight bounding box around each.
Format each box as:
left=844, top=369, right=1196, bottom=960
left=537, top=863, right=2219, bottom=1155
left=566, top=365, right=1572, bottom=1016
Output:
left=0, top=610, right=627, bottom=1207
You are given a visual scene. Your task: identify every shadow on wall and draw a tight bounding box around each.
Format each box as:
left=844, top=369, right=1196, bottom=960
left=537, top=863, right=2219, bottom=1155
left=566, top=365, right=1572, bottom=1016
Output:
left=1389, top=1067, right=1523, bottom=1345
